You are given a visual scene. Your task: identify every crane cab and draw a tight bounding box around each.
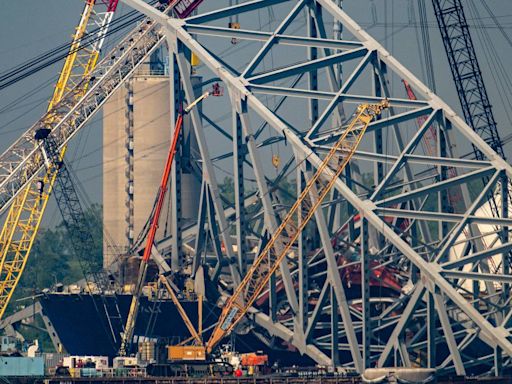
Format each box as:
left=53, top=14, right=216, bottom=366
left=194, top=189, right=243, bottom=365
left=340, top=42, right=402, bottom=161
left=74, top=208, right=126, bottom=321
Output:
left=167, top=345, right=206, bottom=361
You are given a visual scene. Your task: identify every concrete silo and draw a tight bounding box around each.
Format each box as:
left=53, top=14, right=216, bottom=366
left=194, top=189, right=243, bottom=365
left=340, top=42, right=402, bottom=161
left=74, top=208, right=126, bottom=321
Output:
left=102, top=57, right=201, bottom=279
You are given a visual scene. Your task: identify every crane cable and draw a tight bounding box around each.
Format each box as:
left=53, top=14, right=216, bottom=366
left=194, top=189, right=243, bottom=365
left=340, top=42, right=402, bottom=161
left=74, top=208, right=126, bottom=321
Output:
left=0, top=4, right=155, bottom=80
left=0, top=3, right=160, bottom=91
left=418, top=0, right=436, bottom=91
left=480, top=2, right=512, bottom=49
left=207, top=100, right=389, bottom=353
left=467, top=0, right=512, bottom=129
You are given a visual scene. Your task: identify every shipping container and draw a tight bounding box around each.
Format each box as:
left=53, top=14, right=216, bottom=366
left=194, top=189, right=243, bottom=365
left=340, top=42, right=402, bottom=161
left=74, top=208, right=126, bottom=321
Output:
left=0, top=357, right=44, bottom=377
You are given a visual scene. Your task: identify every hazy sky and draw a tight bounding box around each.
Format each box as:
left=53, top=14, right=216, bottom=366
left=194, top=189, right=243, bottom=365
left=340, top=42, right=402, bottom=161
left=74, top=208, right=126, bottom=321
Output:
left=0, top=0, right=511, bottom=227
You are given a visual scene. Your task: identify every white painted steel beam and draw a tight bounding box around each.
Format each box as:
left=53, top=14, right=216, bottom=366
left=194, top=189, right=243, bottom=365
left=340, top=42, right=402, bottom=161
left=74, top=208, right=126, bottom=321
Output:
left=110, top=0, right=512, bottom=371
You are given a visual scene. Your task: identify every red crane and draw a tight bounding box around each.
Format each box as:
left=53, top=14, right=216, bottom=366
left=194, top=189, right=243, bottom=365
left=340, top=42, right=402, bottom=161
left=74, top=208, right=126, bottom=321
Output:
left=402, top=80, right=463, bottom=211
left=119, top=91, right=210, bottom=356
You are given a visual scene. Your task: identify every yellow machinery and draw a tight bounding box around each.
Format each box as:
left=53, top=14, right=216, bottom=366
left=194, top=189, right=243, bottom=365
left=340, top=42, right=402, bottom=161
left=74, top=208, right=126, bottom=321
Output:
left=206, top=100, right=389, bottom=353
left=159, top=274, right=206, bottom=361
left=0, top=0, right=119, bottom=320
left=137, top=101, right=388, bottom=361
left=159, top=275, right=203, bottom=343
left=168, top=345, right=206, bottom=361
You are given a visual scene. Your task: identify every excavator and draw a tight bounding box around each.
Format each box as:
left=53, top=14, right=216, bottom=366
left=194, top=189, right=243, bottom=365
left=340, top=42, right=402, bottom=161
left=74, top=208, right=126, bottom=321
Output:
left=119, top=98, right=389, bottom=376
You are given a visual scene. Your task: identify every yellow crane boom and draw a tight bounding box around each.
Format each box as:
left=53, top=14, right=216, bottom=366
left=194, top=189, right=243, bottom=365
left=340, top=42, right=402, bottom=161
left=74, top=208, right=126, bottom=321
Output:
left=0, top=0, right=119, bottom=320
left=159, top=275, right=203, bottom=346
left=207, top=100, right=389, bottom=353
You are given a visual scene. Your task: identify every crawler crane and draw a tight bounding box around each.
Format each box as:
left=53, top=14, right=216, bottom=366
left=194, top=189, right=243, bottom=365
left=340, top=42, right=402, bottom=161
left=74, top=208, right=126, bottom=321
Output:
left=206, top=100, right=389, bottom=354
left=0, top=0, right=120, bottom=325
left=122, top=100, right=388, bottom=373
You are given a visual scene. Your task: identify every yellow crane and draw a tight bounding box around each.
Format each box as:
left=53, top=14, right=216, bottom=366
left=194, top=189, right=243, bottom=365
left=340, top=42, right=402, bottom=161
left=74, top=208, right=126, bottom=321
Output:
left=206, top=100, right=389, bottom=353
left=150, top=100, right=388, bottom=362
left=0, top=0, right=119, bottom=320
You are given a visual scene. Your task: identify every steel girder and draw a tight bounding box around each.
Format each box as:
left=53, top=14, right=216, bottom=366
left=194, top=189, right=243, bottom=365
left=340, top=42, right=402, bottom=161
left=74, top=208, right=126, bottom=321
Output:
left=0, top=0, right=507, bottom=375
left=117, top=0, right=512, bottom=374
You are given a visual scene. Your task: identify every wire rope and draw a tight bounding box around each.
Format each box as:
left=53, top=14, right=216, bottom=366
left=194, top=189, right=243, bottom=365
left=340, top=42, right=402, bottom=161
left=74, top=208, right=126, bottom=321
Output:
left=467, top=0, right=512, bottom=129
left=418, top=0, right=436, bottom=91
left=0, top=3, right=157, bottom=80
left=0, top=4, right=160, bottom=91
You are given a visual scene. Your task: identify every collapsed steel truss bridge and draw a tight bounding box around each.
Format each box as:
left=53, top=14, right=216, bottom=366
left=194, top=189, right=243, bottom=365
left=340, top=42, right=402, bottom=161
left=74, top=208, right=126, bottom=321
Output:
left=1, top=0, right=512, bottom=376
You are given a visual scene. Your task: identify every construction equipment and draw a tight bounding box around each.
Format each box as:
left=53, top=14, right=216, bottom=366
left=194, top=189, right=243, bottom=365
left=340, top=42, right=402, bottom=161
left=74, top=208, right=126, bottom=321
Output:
left=240, top=352, right=268, bottom=368
left=159, top=274, right=203, bottom=348
left=0, top=0, right=204, bottom=324
left=432, top=0, right=508, bottom=218
left=402, top=79, right=464, bottom=211
left=132, top=101, right=387, bottom=363
left=431, top=0, right=510, bottom=276
left=206, top=100, right=388, bottom=352
left=402, top=80, right=497, bottom=276
left=170, top=0, right=204, bottom=18
left=140, top=101, right=387, bottom=367
left=402, top=80, right=436, bottom=158
left=3, top=0, right=512, bottom=372
left=119, top=91, right=210, bottom=356
left=432, top=0, right=505, bottom=161
left=115, top=95, right=387, bottom=360
left=0, top=0, right=119, bottom=321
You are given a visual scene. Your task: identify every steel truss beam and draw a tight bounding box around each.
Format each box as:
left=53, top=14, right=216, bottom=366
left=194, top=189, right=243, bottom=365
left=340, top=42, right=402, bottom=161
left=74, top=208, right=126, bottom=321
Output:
left=0, top=16, right=167, bottom=214
left=117, top=0, right=512, bottom=373
left=0, top=0, right=510, bottom=375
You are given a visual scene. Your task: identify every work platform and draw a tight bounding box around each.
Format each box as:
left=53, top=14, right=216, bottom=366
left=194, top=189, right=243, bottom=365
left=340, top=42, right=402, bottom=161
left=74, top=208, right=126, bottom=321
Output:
left=39, top=375, right=512, bottom=384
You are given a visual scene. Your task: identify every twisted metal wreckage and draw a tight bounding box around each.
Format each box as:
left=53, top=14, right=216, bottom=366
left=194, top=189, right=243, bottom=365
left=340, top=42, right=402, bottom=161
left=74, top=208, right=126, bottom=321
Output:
left=0, top=0, right=512, bottom=376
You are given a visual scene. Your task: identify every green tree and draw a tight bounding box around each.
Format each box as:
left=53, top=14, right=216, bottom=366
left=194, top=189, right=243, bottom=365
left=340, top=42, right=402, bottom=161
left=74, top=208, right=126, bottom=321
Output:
left=3, top=205, right=104, bottom=350
left=8, top=204, right=104, bottom=307
left=18, top=227, right=71, bottom=291
left=60, top=203, right=104, bottom=274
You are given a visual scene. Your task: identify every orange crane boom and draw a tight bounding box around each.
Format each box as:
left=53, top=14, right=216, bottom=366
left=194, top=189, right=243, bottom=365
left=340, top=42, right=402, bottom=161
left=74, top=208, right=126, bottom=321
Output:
left=207, top=100, right=389, bottom=353
left=402, top=80, right=463, bottom=210
left=119, top=91, right=209, bottom=356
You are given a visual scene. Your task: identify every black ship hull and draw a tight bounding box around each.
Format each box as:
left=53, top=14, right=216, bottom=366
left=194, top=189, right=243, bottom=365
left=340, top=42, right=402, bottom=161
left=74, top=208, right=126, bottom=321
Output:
left=39, top=294, right=313, bottom=366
